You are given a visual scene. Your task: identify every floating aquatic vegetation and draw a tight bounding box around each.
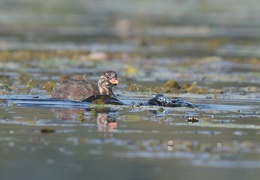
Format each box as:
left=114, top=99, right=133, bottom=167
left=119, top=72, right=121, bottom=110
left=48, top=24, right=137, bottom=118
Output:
left=128, top=79, right=182, bottom=93
left=83, top=95, right=125, bottom=105
left=40, top=128, right=55, bottom=133
left=43, top=81, right=56, bottom=94
left=18, top=72, right=32, bottom=83
left=183, top=82, right=197, bottom=92
left=119, top=115, right=143, bottom=122
left=195, top=87, right=208, bottom=94
left=212, top=89, right=226, bottom=99
left=26, top=79, right=33, bottom=89
left=177, top=122, right=260, bottom=129
left=128, top=84, right=147, bottom=92
left=157, top=107, right=164, bottom=113
left=0, top=83, right=12, bottom=94
left=182, top=81, right=209, bottom=94
left=0, top=50, right=93, bottom=61
left=77, top=112, right=85, bottom=122
left=161, top=79, right=182, bottom=92
left=89, top=109, right=98, bottom=117
left=128, top=79, right=208, bottom=94
left=187, top=117, right=200, bottom=124
left=124, top=66, right=138, bottom=77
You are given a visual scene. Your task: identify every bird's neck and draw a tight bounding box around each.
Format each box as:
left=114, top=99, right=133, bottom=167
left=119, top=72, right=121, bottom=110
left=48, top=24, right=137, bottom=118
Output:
left=98, top=77, right=116, bottom=97
left=99, top=86, right=115, bottom=97
left=99, top=86, right=109, bottom=95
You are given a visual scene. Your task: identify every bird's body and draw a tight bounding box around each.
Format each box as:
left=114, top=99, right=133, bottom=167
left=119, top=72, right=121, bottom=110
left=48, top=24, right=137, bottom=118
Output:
left=51, top=71, right=119, bottom=101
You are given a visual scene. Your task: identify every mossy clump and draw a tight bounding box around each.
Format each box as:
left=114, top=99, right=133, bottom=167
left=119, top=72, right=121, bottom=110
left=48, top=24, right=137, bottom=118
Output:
left=91, top=99, right=106, bottom=105
left=161, top=79, right=182, bottom=93
left=18, top=73, right=32, bottom=83
left=77, top=112, right=85, bottom=122
left=183, top=82, right=197, bottom=93
left=195, top=87, right=208, bottom=94
left=40, top=128, right=55, bottom=133
left=183, top=82, right=208, bottom=94
left=212, top=89, right=225, bottom=99
left=128, top=79, right=208, bottom=94
left=128, top=79, right=182, bottom=93
left=89, top=109, right=98, bottom=117
left=128, top=84, right=148, bottom=92
left=43, top=81, right=56, bottom=94
left=124, top=66, right=138, bottom=75
left=0, top=83, right=12, bottom=92
left=26, top=79, right=33, bottom=89
left=157, top=107, right=164, bottom=113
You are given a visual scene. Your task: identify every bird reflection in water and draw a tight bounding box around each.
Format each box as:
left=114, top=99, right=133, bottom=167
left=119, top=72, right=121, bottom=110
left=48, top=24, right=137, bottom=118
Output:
left=51, top=108, right=117, bottom=133
left=97, top=113, right=117, bottom=133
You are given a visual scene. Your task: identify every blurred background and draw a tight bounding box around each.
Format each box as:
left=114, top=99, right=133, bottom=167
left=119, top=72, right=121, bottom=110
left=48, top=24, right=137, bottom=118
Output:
left=1, top=0, right=260, bottom=84
left=1, top=0, right=260, bottom=56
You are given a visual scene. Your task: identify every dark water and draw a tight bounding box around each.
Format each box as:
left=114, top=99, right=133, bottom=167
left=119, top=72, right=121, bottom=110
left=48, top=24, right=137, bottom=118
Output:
left=0, top=0, right=260, bottom=180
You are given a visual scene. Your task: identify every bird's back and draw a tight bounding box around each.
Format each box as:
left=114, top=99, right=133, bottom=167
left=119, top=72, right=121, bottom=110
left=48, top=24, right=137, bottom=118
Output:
left=51, top=79, right=99, bottom=101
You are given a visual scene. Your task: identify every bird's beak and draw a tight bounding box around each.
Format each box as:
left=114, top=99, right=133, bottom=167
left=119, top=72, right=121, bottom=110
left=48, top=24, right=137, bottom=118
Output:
left=109, top=78, right=119, bottom=85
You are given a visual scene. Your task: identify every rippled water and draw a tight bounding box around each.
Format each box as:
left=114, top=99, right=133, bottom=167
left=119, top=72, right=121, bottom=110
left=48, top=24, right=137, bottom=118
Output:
left=0, top=93, right=259, bottom=179
left=0, top=0, right=260, bottom=180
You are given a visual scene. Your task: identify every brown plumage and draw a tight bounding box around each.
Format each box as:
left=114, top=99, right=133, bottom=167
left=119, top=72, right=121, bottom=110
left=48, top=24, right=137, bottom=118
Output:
left=51, top=71, right=119, bottom=101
